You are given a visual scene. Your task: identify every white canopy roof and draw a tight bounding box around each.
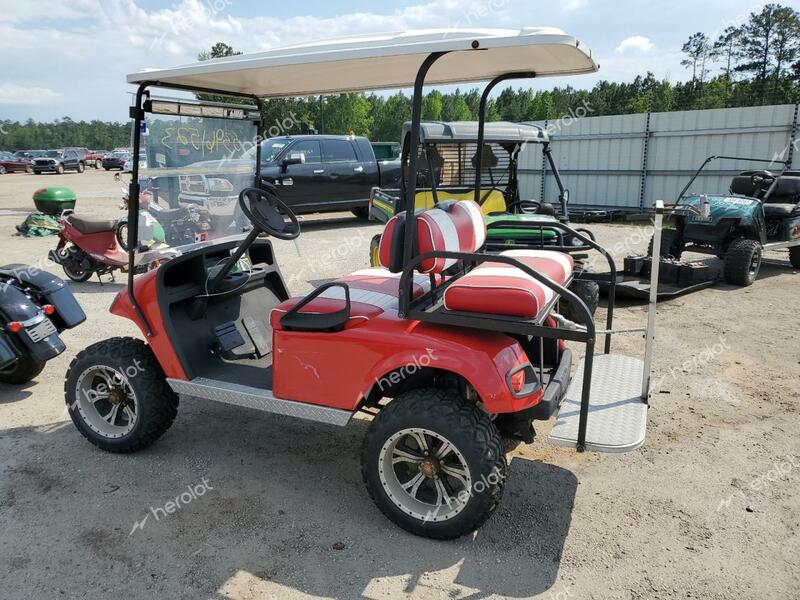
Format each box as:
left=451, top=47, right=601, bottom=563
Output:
left=127, top=28, right=598, bottom=98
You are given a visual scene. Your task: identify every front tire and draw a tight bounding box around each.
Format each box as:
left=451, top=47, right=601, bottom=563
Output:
left=789, top=246, right=800, bottom=269
left=65, top=337, right=178, bottom=453
left=362, top=388, right=506, bottom=539
left=352, top=206, right=370, bottom=219
left=77, top=162, right=85, bottom=173
left=724, top=238, right=762, bottom=286
left=56, top=164, right=64, bottom=175
left=648, top=228, right=683, bottom=259
left=0, top=356, right=45, bottom=385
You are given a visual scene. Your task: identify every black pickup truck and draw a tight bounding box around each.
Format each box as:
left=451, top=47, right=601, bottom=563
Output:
left=258, top=135, right=402, bottom=217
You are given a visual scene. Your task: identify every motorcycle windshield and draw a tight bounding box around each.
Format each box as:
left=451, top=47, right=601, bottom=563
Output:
left=133, top=110, right=258, bottom=262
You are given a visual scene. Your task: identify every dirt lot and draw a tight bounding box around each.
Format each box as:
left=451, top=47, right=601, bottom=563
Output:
left=0, top=169, right=798, bottom=600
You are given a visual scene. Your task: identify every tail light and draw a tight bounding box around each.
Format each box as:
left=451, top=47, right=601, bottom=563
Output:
left=510, top=369, right=526, bottom=394
left=505, top=362, right=541, bottom=399
left=7, top=322, right=22, bottom=334
left=43, top=304, right=55, bottom=316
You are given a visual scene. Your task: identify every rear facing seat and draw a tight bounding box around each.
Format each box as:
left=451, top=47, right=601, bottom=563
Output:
left=274, top=200, right=574, bottom=330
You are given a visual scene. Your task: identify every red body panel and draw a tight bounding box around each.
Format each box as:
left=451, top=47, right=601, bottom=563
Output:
left=59, top=222, right=128, bottom=266
left=272, top=309, right=538, bottom=414
left=109, top=270, right=188, bottom=380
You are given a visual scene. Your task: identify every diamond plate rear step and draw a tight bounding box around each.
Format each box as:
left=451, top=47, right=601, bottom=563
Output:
left=548, top=354, right=648, bottom=453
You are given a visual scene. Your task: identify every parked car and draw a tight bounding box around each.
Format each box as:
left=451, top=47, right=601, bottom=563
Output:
left=258, top=135, right=402, bottom=217
left=102, top=151, right=129, bottom=171
left=0, top=152, right=33, bottom=174
left=13, top=150, right=34, bottom=160
left=84, top=150, right=106, bottom=168
left=32, top=150, right=86, bottom=175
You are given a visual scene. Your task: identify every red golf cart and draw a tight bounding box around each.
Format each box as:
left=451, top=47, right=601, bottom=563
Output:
left=65, top=28, right=665, bottom=539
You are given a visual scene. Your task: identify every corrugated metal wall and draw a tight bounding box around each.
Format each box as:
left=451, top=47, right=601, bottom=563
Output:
left=518, top=103, right=800, bottom=211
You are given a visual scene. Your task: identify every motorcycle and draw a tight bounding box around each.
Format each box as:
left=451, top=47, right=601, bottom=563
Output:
left=0, top=265, right=85, bottom=384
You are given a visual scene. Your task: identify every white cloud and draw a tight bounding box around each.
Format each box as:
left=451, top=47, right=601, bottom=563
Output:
left=0, top=83, right=63, bottom=106
left=562, top=0, right=589, bottom=11
left=615, top=35, right=655, bottom=54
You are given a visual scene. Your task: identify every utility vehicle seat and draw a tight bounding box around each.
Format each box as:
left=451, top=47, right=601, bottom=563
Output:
left=67, top=215, right=117, bottom=234
left=443, top=250, right=574, bottom=319
left=762, top=203, right=800, bottom=218
left=270, top=268, right=435, bottom=331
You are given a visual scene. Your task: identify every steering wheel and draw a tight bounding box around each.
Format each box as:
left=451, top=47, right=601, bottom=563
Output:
left=238, top=185, right=300, bottom=240
left=505, top=200, right=542, bottom=214
left=751, top=170, right=776, bottom=190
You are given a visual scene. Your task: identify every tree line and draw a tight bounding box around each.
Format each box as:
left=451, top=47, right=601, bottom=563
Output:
left=2, top=4, right=798, bottom=151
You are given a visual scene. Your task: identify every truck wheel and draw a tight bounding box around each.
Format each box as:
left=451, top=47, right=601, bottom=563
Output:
left=724, top=238, right=762, bottom=286
left=77, top=162, right=85, bottom=173
left=0, top=356, right=46, bottom=385
left=369, top=234, right=382, bottom=267
left=352, top=207, right=370, bottom=219
left=789, top=246, right=800, bottom=269
left=56, top=164, right=64, bottom=175
left=561, top=273, right=599, bottom=325
left=648, top=229, right=682, bottom=259
left=362, top=388, right=506, bottom=539
left=65, top=337, right=178, bottom=453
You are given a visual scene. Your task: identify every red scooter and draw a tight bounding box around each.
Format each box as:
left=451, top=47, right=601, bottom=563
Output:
left=48, top=211, right=131, bottom=283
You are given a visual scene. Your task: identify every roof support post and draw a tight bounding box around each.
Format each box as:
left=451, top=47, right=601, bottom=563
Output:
left=474, top=72, right=536, bottom=204
left=401, top=52, right=448, bottom=269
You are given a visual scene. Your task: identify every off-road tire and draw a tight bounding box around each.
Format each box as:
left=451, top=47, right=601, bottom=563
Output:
left=362, top=388, right=506, bottom=539
left=65, top=337, right=178, bottom=453
left=0, top=356, right=46, bottom=385
left=648, top=228, right=682, bottom=259
left=789, top=246, right=800, bottom=269
left=561, top=267, right=599, bottom=325
left=724, top=238, right=762, bottom=286
left=352, top=206, right=370, bottom=219
left=369, top=234, right=382, bottom=267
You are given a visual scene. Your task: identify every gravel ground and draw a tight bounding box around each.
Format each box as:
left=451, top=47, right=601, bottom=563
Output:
left=0, top=169, right=798, bottom=600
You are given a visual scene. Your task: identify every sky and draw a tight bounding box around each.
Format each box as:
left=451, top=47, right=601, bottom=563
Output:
left=0, top=0, right=776, bottom=122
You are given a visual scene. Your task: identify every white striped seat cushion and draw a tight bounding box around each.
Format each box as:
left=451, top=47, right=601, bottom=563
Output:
left=378, top=200, right=486, bottom=274
left=443, top=251, right=574, bottom=319
left=271, top=268, right=435, bottom=330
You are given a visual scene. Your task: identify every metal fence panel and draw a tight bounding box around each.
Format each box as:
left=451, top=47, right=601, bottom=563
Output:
left=517, top=103, right=799, bottom=212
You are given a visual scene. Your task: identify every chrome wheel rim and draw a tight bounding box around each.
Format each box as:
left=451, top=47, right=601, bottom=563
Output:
left=378, top=428, right=472, bottom=522
left=74, top=365, right=138, bottom=438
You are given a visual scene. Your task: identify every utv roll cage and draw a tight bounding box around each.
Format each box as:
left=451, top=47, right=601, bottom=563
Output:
left=676, top=155, right=793, bottom=204
left=124, top=28, right=661, bottom=452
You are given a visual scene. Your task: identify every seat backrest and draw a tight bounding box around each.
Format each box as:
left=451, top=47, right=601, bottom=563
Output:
left=414, top=188, right=507, bottom=213
left=378, top=200, right=486, bottom=274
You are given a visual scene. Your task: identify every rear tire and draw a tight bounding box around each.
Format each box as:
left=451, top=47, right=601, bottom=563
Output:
left=561, top=266, right=599, bottom=325
left=369, top=234, right=382, bottom=267
left=361, top=388, right=506, bottom=539
left=789, top=246, right=800, bottom=269
left=62, top=262, right=93, bottom=283
left=724, top=238, right=762, bottom=286
left=65, top=337, right=178, bottom=453
left=648, top=229, right=682, bottom=259
left=352, top=206, right=370, bottom=219
left=0, top=356, right=46, bottom=385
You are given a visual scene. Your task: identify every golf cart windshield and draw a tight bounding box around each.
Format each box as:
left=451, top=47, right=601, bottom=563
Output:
left=132, top=97, right=260, bottom=258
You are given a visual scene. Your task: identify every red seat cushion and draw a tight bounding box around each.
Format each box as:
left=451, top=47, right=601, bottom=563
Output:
left=271, top=268, right=435, bottom=330
left=378, top=200, right=486, bottom=274
left=443, top=250, right=574, bottom=319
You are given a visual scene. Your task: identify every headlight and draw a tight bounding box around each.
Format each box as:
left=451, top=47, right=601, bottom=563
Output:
left=207, top=178, right=234, bottom=193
